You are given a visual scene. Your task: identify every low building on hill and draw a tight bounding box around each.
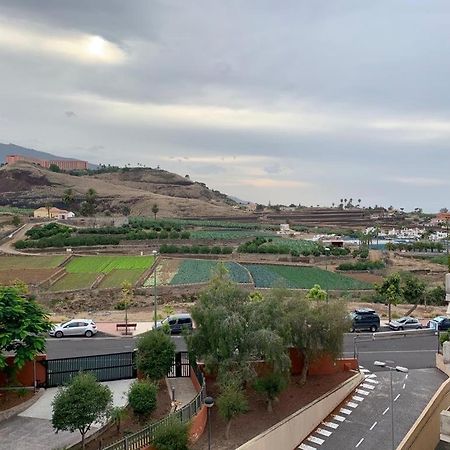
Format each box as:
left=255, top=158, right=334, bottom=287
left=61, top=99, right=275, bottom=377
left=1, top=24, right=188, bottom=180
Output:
left=33, top=207, right=75, bottom=220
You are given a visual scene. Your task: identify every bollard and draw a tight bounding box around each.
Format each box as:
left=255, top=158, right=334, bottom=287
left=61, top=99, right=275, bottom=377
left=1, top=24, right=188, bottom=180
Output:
left=172, top=386, right=176, bottom=402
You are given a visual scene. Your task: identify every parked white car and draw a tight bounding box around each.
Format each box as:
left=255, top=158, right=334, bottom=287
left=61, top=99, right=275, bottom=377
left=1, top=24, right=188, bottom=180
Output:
left=49, top=319, right=97, bottom=338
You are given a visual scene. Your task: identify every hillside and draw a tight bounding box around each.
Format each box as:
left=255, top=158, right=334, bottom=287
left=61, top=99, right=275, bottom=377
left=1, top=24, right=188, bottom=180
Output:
left=0, top=161, right=245, bottom=218
left=0, top=143, right=88, bottom=164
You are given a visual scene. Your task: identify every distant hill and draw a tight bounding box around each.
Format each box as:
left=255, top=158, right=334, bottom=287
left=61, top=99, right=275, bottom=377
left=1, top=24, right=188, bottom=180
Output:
left=0, top=143, right=88, bottom=164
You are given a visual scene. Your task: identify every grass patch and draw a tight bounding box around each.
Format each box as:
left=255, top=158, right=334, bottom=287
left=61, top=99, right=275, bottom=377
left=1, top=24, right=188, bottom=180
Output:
left=49, top=273, right=99, bottom=291
left=0, top=255, right=66, bottom=270
left=98, top=269, right=144, bottom=289
left=65, top=256, right=154, bottom=274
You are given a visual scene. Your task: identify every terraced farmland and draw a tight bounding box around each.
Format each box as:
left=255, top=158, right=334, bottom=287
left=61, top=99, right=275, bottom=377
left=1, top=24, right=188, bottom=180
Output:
left=49, top=273, right=99, bottom=292
left=190, top=230, right=275, bottom=240
left=98, top=269, right=144, bottom=289
left=244, top=264, right=372, bottom=290
left=168, top=259, right=251, bottom=285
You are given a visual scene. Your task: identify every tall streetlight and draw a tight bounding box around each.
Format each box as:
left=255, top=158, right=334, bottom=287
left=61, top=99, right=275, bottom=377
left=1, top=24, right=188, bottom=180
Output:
left=204, top=396, right=214, bottom=450
left=152, top=250, right=158, bottom=329
left=374, top=361, right=408, bottom=450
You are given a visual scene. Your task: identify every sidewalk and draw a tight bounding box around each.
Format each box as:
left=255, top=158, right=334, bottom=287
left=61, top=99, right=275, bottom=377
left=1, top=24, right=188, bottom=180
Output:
left=166, top=377, right=198, bottom=409
left=96, top=321, right=153, bottom=337
left=0, top=379, right=133, bottom=450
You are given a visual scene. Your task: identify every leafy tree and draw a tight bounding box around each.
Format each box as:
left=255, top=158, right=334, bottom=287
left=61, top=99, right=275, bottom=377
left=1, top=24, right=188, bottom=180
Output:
left=401, top=273, right=426, bottom=304
left=128, top=379, right=157, bottom=419
left=49, top=163, right=61, bottom=172
left=217, top=382, right=248, bottom=440
left=81, top=188, right=97, bottom=216
left=376, top=273, right=403, bottom=322
left=110, top=406, right=127, bottom=433
left=62, top=188, right=75, bottom=208
left=136, top=330, right=176, bottom=381
left=152, top=418, right=190, bottom=450
left=306, top=284, right=328, bottom=302
left=253, top=371, right=288, bottom=412
left=0, top=285, right=52, bottom=371
left=122, top=205, right=131, bottom=216
left=152, top=203, right=159, bottom=220
left=52, top=372, right=113, bottom=450
left=11, top=215, right=20, bottom=227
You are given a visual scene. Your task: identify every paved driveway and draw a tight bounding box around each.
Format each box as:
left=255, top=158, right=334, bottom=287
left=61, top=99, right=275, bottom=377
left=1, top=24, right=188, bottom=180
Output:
left=0, top=379, right=132, bottom=450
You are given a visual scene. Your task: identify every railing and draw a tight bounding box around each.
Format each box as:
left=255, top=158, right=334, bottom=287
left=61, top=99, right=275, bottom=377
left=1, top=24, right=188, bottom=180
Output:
left=104, top=364, right=206, bottom=450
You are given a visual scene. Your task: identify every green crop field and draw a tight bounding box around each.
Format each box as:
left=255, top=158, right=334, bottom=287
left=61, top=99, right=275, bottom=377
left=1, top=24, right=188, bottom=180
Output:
left=65, top=256, right=154, bottom=273
left=190, top=230, right=275, bottom=240
left=244, top=264, right=372, bottom=290
left=98, top=269, right=144, bottom=289
left=169, top=259, right=251, bottom=285
left=49, top=273, right=99, bottom=291
left=0, top=255, right=66, bottom=270
left=258, top=238, right=320, bottom=253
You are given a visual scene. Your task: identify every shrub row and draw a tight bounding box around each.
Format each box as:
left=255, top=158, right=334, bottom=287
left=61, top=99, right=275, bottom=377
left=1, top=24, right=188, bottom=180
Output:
left=337, top=260, right=385, bottom=271
left=385, top=240, right=444, bottom=253
left=159, top=244, right=233, bottom=254
left=26, top=223, right=73, bottom=239
left=15, top=234, right=121, bottom=249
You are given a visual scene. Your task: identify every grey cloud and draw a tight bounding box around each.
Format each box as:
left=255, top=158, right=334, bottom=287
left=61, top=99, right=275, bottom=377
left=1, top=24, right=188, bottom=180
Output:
left=65, top=111, right=76, bottom=118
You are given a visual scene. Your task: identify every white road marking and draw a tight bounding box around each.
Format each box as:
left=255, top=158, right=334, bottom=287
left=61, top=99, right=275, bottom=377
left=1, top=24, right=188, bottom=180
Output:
left=322, top=421, right=339, bottom=429
left=360, top=368, right=370, bottom=373
left=382, top=407, right=390, bottom=415
left=299, top=444, right=316, bottom=450
left=394, top=393, right=401, bottom=402
left=347, top=401, right=359, bottom=408
left=359, top=365, right=365, bottom=369
left=365, top=378, right=379, bottom=384
left=402, top=383, right=406, bottom=389
left=355, top=437, right=365, bottom=448
left=406, top=374, right=409, bottom=380
left=316, top=428, right=332, bottom=437
left=370, top=421, right=378, bottom=430
left=307, top=436, right=324, bottom=445
left=340, top=408, right=352, bottom=415
left=353, top=395, right=364, bottom=402
left=333, top=414, right=346, bottom=422
left=365, top=373, right=377, bottom=379
left=362, top=383, right=375, bottom=390
left=356, top=389, right=370, bottom=396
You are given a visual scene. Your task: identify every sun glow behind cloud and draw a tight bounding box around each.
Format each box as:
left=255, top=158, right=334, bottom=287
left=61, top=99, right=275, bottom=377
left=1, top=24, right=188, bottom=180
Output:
left=0, top=21, right=125, bottom=64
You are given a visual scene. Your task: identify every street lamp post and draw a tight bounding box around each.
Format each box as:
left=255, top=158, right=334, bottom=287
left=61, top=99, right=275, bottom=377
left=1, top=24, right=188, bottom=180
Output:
left=374, top=361, right=408, bottom=450
left=152, top=250, right=158, bottom=329
left=204, top=396, right=214, bottom=450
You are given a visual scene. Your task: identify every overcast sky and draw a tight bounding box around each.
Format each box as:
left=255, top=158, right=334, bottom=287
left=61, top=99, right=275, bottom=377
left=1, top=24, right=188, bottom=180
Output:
left=1, top=1, right=449, bottom=211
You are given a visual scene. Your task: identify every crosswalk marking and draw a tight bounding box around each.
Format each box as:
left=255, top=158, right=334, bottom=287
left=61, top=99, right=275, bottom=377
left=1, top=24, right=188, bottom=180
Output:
left=322, top=421, right=339, bottom=429
left=356, top=388, right=370, bottom=396
left=362, top=383, right=375, bottom=390
left=365, top=373, right=377, bottom=379
left=340, top=408, right=352, bottom=415
left=299, top=444, right=316, bottom=450
left=307, top=436, right=324, bottom=445
left=365, top=378, right=379, bottom=384
left=353, top=395, right=364, bottom=402
left=360, top=368, right=370, bottom=373
left=316, top=428, right=332, bottom=437
left=333, top=414, right=346, bottom=422
left=347, top=401, right=359, bottom=408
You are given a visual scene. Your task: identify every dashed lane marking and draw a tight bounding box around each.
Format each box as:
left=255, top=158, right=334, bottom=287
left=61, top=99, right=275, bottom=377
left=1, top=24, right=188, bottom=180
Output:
left=394, top=393, right=401, bottom=402
left=322, top=421, right=339, bottom=429
left=333, top=414, right=346, bottom=422
left=382, top=407, right=390, bottom=415
left=370, top=421, right=378, bottom=430
left=356, top=389, right=370, bottom=396
left=353, top=395, right=364, bottom=402
left=403, top=383, right=406, bottom=389
left=316, top=428, right=332, bottom=437
left=347, top=401, right=359, bottom=408
left=355, top=437, right=365, bottom=448
left=307, top=436, right=324, bottom=445
left=299, top=444, right=316, bottom=450
left=361, top=383, right=375, bottom=390
left=340, top=408, right=352, bottom=415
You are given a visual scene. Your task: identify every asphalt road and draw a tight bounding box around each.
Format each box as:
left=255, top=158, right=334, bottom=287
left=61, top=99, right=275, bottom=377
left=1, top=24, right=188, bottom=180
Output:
left=45, top=335, right=187, bottom=358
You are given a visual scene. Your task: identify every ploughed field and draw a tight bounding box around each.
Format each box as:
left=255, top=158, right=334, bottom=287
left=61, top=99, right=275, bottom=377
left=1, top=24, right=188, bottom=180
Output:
left=0, top=255, right=66, bottom=285
left=151, top=258, right=372, bottom=290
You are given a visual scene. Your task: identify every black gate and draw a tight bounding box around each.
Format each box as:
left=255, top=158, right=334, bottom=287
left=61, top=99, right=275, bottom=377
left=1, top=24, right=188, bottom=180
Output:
left=167, top=351, right=190, bottom=378
left=44, top=351, right=136, bottom=387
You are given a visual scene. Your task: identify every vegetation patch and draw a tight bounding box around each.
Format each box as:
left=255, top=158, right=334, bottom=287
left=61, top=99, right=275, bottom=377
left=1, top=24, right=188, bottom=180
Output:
left=65, top=256, right=154, bottom=274
left=244, top=264, right=372, bottom=289
left=49, top=272, right=99, bottom=291
left=0, top=255, right=66, bottom=270
left=98, top=269, right=144, bottom=289
left=190, top=230, right=275, bottom=240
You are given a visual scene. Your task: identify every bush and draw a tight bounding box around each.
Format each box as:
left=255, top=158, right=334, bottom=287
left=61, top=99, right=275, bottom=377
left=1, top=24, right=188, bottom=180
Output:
left=136, top=330, right=176, bottom=381
left=336, top=260, right=385, bottom=271
left=152, top=419, right=190, bottom=450
left=440, top=331, right=450, bottom=346
left=128, top=380, right=157, bottom=418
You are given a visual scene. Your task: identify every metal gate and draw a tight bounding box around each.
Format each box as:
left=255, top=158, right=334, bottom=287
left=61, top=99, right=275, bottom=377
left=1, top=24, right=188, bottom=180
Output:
left=167, top=351, right=190, bottom=378
left=45, top=351, right=136, bottom=387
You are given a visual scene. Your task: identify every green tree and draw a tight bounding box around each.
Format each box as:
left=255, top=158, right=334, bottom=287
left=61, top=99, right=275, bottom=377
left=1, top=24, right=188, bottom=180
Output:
left=306, top=284, right=328, bottom=302
left=81, top=188, right=97, bottom=216
left=11, top=215, right=20, bottom=227
left=136, top=330, right=176, bottom=381
left=49, top=163, right=61, bottom=172
left=253, top=371, right=288, bottom=413
left=152, top=203, right=159, bottom=220
left=52, top=372, right=113, bottom=450
left=376, top=273, right=403, bottom=323
left=0, top=285, right=52, bottom=371
left=62, top=188, right=75, bottom=208
left=110, top=406, right=127, bottom=433
left=217, top=382, right=248, bottom=440
left=152, top=418, right=190, bottom=450
left=401, top=273, right=426, bottom=304
left=128, top=379, right=157, bottom=419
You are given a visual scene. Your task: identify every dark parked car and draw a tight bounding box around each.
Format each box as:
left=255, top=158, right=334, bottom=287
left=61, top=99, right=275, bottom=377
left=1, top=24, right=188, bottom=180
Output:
left=388, top=316, right=422, bottom=331
left=156, top=313, right=193, bottom=335
left=428, top=316, right=450, bottom=331
left=351, top=308, right=380, bottom=332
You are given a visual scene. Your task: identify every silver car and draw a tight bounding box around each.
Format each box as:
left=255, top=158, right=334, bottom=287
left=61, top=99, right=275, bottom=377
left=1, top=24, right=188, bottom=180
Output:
left=388, top=316, right=422, bottom=331
left=49, top=319, right=97, bottom=338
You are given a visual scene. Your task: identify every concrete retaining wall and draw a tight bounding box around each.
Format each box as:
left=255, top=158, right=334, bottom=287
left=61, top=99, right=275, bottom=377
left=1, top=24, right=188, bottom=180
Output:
left=236, top=371, right=364, bottom=450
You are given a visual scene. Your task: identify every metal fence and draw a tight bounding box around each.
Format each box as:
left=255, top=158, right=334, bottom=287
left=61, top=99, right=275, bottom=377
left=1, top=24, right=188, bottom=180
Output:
left=103, top=365, right=206, bottom=450
left=45, top=351, right=136, bottom=388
